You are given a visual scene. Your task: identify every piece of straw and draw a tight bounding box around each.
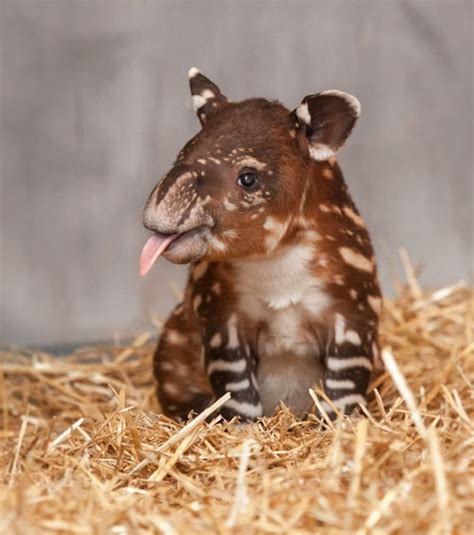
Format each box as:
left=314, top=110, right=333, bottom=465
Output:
left=382, top=348, right=427, bottom=438
left=226, top=438, right=257, bottom=527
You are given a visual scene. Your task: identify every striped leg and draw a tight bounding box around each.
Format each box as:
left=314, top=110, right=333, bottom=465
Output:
left=204, top=314, right=262, bottom=421
left=321, top=313, right=376, bottom=418
left=154, top=304, right=213, bottom=420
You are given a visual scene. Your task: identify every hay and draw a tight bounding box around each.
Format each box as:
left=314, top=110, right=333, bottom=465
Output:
left=0, top=279, right=473, bottom=534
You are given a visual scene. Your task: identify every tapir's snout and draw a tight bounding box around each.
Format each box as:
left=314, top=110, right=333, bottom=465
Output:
left=144, top=164, right=216, bottom=235
left=141, top=165, right=214, bottom=271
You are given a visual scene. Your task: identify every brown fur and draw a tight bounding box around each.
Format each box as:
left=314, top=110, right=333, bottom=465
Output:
left=143, top=70, right=381, bottom=420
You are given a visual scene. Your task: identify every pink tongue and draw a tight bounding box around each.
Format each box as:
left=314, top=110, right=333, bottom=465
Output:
left=139, top=233, right=178, bottom=276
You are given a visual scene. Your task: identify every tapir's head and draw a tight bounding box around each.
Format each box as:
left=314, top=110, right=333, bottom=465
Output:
left=140, top=68, right=360, bottom=275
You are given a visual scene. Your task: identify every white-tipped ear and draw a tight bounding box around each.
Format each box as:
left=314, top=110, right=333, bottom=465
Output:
left=293, top=90, right=361, bottom=161
left=319, top=89, right=361, bottom=117
left=188, top=67, right=229, bottom=125
left=188, top=67, right=201, bottom=79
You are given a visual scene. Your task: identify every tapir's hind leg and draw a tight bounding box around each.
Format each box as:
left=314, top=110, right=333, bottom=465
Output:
left=154, top=303, right=212, bottom=420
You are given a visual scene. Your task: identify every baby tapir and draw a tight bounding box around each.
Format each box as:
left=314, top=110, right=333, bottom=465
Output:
left=140, top=68, right=382, bottom=421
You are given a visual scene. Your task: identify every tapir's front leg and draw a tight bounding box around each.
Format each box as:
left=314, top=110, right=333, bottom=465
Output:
left=321, top=313, right=377, bottom=418
left=203, top=314, right=263, bottom=421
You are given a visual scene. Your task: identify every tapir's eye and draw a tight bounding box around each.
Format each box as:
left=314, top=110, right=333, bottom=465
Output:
left=237, top=170, right=258, bottom=190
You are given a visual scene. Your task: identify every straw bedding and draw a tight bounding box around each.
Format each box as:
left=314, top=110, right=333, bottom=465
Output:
left=1, top=273, right=473, bottom=533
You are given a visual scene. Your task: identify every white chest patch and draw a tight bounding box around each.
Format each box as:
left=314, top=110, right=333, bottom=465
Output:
left=235, top=243, right=330, bottom=415
left=235, top=243, right=329, bottom=311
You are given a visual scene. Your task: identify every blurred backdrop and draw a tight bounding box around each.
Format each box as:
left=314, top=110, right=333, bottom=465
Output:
left=0, top=0, right=472, bottom=346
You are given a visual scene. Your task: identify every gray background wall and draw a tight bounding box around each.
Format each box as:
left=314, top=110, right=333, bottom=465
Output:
left=0, top=0, right=472, bottom=346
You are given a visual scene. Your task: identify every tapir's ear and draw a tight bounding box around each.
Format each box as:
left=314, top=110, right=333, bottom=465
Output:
left=188, top=67, right=229, bottom=125
left=292, top=90, right=361, bottom=161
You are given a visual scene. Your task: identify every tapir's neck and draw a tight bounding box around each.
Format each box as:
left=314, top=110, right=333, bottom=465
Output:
left=229, top=219, right=322, bottom=307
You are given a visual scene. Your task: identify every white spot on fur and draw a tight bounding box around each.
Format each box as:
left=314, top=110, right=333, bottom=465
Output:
left=193, top=294, right=202, bottom=312
left=334, top=314, right=362, bottom=345
left=248, top=193, right=267, bottom=207
left=236, top=156, right=267, bottom=171
left=208, top=157, right=221, bottom=165
left=325, top=378, right=356, bottom=390
left=225, top=378, right=250, bottom=392
left=321, top=393, right=366, bottom=414
left=327, top=357, right=372, bottom=371
left=174, top=361, right=189, bottom=377
left=223, top=399, right=263, bottom=419
left=350, top=289, right=358, bottom=299
left=209, top=332, right=222, bottom=348
left=339, top=247, right=373, bottom=272
left=250, top=372, right=258, bottom=390
left=159, top=361, right=174, bottom=372
left=163, top=382, right=180, bottom=396
left=210, top=236, right=227, bottom=252
left=192, top=87, right=215, bottom=112
left=296, top=103, right=311, bottom=125
left=343, top=206, right=365, bottom=227
left=299, top=179, right=310, bottom=212
left=224, top=197, right=237, bottom=211
left=192, top=94, right=207, bottom=111
left=227, top=314, right=239, bottom=348
left=212, top=282, right=221, bottom=295
left=304, top=230, right=320, bottom=241
left=345, top=330, right=362, bottom=345
left=368, top=295, right=382, bottom=315
left=335, top=314, right=346, bottom=345
left=222, top=229, right=238, bottom=240
left=201, top=88, right=215, bottom=99
left=322, top=168, right=333, bottom=180
left=263, top=217, right=289, bottom=251
left=188, top=66, right=200, bottom=78
left=197, top=158, right=207, bottom=165
left=165, top=329, right=187, bottom=345
left=319, top=204, right=331, bottom=213
left=207, top=358, right=247, bottom=375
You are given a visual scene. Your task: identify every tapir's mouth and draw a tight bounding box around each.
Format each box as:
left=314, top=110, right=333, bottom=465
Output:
left=139, top=225, right=209, bottom=275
